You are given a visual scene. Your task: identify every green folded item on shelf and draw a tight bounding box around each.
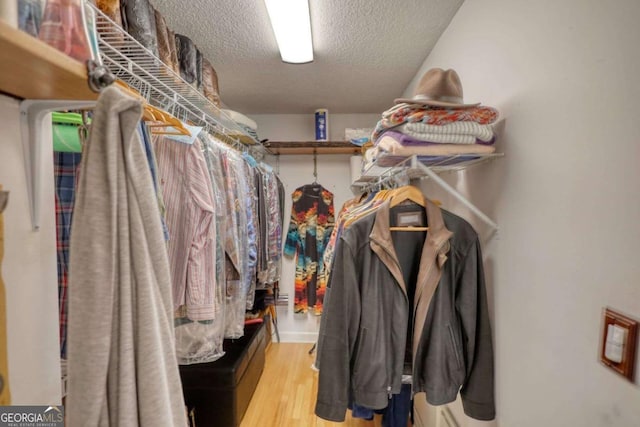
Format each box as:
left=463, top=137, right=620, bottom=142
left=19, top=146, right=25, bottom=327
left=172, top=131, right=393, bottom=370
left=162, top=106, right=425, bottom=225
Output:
left=53, top=112, right=84, bottom=126
left=52, top=112, right=87, bottom=153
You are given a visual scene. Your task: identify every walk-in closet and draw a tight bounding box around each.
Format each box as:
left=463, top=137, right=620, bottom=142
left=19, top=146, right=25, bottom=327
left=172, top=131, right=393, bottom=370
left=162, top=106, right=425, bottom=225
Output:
left=0, top=1, right=639, bottom=426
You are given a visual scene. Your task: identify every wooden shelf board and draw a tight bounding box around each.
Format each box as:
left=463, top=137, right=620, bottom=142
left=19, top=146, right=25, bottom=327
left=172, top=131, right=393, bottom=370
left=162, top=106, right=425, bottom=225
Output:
left=265, top=141, right=361, bottom=155
left=0, top=21, right=97, bottom=101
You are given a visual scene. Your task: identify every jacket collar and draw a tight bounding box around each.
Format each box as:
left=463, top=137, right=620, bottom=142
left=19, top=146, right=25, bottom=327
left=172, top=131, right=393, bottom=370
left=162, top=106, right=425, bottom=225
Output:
left=368, top=198, right=452, bottom=296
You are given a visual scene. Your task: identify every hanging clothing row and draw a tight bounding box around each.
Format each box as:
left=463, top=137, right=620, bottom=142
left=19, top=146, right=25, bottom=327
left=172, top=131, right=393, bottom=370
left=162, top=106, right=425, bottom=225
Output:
left=154, top=129, right=284, bottom=364
left=313, top=183, right=496, bottom=425
left=52, top=86, right=284, bottom=426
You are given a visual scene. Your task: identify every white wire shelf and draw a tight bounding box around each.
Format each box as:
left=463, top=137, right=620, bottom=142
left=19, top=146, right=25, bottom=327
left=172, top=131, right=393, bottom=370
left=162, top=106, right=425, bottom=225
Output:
left=352, top=152, right=503, bottom=190
left=350, top=153, right=504, bottom=231
left=89, top=2, right=262, bottom=153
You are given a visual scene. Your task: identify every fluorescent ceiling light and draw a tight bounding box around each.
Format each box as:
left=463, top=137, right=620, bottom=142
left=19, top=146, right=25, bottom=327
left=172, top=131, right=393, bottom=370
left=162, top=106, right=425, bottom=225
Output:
left=264, top=0, right=314, bottom=64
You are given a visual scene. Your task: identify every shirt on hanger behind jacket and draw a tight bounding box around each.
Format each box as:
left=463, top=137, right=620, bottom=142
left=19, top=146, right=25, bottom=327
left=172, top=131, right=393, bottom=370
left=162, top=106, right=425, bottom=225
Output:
left=284, top=184, right=335, bottom=315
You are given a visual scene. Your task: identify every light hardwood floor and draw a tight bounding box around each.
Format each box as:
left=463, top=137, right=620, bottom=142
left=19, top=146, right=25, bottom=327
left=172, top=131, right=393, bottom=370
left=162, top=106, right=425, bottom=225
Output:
left=241, top=343, right=383, bottom=427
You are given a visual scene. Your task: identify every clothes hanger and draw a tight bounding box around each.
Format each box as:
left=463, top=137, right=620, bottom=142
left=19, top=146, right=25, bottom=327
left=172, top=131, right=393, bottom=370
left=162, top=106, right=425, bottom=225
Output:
left=141, top=106, right=184, bottom=135
left=342, top=187, right=387, bottom=228
left=114, top=81, right=191, bottom=136
left=77, top=111, right=91, bottom=148
left=311, top=151, right=319, bottom=185
left=356, top=191, right=369, bottom=203
left=388, top=185, right=429, bottom=231
left=145, top=105, right=192, bottom=136
left=142, top=107, right=157, bottom=122
left=389, top=185, right=426, bottom=208
left=373, top=189, right=389, bottom=201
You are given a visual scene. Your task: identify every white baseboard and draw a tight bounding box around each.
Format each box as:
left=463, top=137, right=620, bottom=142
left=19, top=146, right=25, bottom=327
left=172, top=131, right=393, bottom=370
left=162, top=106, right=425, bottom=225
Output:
left=278, top=331, right=319, bottom=343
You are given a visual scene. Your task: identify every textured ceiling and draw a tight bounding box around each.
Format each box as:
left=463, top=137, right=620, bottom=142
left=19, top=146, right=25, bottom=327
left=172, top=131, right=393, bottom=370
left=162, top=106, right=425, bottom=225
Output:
left=152, top=0, right=464, bottom=114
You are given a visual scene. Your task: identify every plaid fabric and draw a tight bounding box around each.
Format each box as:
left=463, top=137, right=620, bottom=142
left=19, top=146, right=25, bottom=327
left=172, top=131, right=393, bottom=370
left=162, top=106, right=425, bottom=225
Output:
left=54, top=152, right=82, bottom=359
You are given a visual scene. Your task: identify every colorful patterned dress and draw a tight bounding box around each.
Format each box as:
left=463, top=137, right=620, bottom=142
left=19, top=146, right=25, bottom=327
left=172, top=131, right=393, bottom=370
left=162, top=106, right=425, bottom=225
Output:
left=284, top=184, right=335, bottom=315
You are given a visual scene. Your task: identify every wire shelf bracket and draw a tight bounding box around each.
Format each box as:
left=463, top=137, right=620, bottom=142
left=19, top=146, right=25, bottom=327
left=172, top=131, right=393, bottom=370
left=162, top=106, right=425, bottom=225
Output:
left=352, top=154, right=501, bottom=232
left=408, top=156, right=499, bottom=231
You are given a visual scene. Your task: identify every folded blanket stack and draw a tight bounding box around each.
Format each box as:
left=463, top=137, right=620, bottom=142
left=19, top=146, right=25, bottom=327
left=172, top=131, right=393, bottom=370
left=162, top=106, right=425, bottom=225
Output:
left=363, top=68, right=500, bottom=169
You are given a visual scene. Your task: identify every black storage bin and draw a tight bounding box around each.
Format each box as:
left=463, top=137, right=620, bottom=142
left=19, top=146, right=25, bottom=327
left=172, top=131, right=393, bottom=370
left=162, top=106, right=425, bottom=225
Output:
left=179, top=321, right=266, bottom=427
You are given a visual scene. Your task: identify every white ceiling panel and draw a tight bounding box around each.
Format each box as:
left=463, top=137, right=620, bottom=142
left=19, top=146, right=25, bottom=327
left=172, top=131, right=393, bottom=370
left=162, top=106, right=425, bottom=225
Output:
left=152, top=0, right=464, bottom=114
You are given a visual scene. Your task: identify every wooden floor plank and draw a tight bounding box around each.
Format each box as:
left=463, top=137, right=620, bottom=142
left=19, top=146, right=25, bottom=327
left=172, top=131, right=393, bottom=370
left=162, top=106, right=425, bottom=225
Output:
left=241, top=343, right=382, bottom=427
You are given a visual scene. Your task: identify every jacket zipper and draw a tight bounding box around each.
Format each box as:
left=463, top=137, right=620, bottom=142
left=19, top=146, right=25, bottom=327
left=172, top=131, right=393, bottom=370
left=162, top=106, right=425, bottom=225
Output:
left=371, top=235, right=408, bottom=399
left=412, top=237, right=449, bottom=330
left=372, top=235, right=450, bottom=398
left=411, top=236, right=450, bottom=387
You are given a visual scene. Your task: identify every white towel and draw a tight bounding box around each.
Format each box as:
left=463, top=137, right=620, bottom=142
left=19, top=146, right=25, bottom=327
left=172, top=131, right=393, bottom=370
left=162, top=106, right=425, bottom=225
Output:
left=399, top=121, right=494, bottom=143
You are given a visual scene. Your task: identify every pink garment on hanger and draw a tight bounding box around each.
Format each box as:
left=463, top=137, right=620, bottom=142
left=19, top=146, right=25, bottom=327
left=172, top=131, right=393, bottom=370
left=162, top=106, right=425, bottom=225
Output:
left=39, top=0, right=92, bottom=61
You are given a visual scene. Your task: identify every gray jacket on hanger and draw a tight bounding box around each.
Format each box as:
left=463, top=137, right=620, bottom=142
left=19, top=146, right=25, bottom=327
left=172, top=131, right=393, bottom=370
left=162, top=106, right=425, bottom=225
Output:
left=315, top=199, right=495, bottom=422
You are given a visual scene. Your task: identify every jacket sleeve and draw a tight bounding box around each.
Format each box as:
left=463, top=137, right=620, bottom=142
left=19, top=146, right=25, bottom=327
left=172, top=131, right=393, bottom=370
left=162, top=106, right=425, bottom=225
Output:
left=314, top=237, right=360, bottom=422
left=457, top=236, right=496, bottom=421
left=322, top=197, right=336, bottom=251
left=283, top=199, right=299, bottom=257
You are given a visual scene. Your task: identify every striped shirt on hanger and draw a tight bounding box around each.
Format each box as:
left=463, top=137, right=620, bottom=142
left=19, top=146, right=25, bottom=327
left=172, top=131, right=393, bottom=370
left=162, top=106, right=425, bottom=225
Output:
left=154, top=136, right=218, bottom=321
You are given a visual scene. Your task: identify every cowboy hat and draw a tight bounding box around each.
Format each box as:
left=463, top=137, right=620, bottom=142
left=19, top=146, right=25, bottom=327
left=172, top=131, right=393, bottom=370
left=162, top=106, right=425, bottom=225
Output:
left=394, top=68, right=479, bottom=108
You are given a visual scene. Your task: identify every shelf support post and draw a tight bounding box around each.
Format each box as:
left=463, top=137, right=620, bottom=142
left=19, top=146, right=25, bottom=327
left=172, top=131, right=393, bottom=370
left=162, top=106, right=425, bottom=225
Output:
left=20, top=99, right=96, bottom=231
left=410, top=156, right=499, bottom=231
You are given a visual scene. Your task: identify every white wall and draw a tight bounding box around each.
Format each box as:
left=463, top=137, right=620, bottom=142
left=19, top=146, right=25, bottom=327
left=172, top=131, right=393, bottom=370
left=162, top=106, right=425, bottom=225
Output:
left=407, top=1, right=640, bottom=426
left=0, top=95, right=61, bottom=404
left=251, top=113, right=378, bottom=142
left=253, top=114, right=376, bottom=342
